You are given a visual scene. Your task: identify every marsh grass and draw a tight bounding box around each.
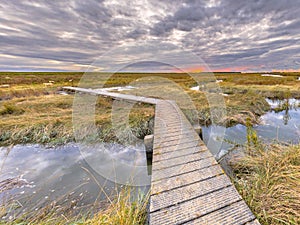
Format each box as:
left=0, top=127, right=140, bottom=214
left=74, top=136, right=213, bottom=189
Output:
left=231, top=136, right=300, bottom=224
left=1, top=188, right=149, bottom=225
left=1, top=72, right=299, bottom=145
left=0, top=94, right=154, bottom=146
left=0, top=95, right=74, bottom=145
left=85, top=188, right=149, bottom=225
left=0, top=103, right=25, bottom=116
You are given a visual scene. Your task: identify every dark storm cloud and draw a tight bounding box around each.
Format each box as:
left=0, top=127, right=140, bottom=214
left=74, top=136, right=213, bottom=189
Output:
left=149, top=0, right=300, bottom=70
left=0, top=0, right=300, bottom=71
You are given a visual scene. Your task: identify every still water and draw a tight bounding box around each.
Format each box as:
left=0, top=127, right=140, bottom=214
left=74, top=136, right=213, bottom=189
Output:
left=0, top=143, right=149, bottom=219
left=203, top=98, right=300, bottom=158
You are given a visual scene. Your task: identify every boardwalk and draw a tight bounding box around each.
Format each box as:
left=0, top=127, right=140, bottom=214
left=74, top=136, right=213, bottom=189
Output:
left=64, top=86, right=260, bottom=225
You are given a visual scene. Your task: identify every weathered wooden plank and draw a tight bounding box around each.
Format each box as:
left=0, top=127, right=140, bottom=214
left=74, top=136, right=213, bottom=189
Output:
left=152, top=145, right=207, bottom=162
left=154, top=140, right=205, bottom=154
left=151, top=165, right=224, bottom=194
left=154, top=118, right=187, bottom=124
left=151, top=157, right=216, bottom=181
left=153, top=132, right=199, bottom=144
left=149, top=186, right=242, bottom=225
left=153, top=136, right=201, bottom=149
left=154, top=128, right=195, bottom=136
left=155, top=123, right=192, bottom=131
left=152, top=150, right=211, bottom=170
left=154, top=118, right=192, bottom=127
left=150, top=174, right=232, bottom=212
left=153, top=129, right=198, bottom=139
left=154, top=125, right=194, bottom=134
left=63, top=86, right=159, bottom=104
left=185, top=200, right=256, bottom=225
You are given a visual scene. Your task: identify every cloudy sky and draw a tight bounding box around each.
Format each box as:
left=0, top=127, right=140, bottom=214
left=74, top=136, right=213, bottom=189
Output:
left=1, top=0, right=300, bottom=72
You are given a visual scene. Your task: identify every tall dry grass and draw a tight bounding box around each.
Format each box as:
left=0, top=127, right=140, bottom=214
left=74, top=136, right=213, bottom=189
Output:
left=0, top=94, right=154, bottom=146
left=232, top=143, right=300, bottom=225
left=85, top=188, right=149, bottom=225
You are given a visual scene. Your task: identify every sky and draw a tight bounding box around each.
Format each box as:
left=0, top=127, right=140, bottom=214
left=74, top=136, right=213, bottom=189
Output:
left=0, top=0, right=300, bottom=72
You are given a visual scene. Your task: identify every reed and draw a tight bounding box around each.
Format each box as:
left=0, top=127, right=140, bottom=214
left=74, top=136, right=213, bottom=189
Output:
left=231, top=139, right=300, bottom=224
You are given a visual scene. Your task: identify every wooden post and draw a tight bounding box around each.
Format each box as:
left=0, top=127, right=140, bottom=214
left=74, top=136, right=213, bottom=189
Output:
left=144, top=134, right=153, bottom=175
left=193, top=124, right=203, bottom=140
left=144, top=134, right=154, bottom=154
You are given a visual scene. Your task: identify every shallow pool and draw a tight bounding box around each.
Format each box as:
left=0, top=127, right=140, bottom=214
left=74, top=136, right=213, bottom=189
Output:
left=202, top=98, right=300, bottom=158
left=0, top=143, right=149, bottom=219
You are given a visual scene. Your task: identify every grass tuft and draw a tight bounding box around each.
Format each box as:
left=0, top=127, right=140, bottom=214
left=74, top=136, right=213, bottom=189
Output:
left=85, top=188, right=149, bottom=225
left=232, top=143, right=300, bottom=225
left=0, top=103, right=24, bottom=116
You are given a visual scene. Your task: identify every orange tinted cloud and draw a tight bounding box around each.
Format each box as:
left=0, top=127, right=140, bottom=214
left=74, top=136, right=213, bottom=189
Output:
left=171, top=65, right=300, bottom=73
left=212, top=66, right=251, bottom=72
left=186, top=66, right=251, bottom=73
left=174, top=65, right=252, bottom=73
left=171, top=66, right=206, bottom=73
left=185, top=66, right=206, bottom=73
left=272, top=68, right=300, bottom=72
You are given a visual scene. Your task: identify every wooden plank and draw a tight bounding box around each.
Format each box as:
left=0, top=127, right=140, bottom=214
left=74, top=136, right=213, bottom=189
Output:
left=150, top=174, right=232, bottom=212
left=151, top=157, right=217, bottom=181
left=154, top=125, right=194, bottom=133
left=153, top=137, right=201, bottom=149
left=153, top=132, right=199, bottom=144
left=185, top=200, right=256, bottom=225
left=63, top=86, right=159, bottom=104
left=151, top=165, right=224, bottom=194
left=152, top=145, right=207, bottom=162
left=154, top=127, right=195, bottom=135
left=152, top=150, right=211, bottom=170
left=149, top=186, right=242, bottom=225
left=154, top=140, right=205, bottom=154
left=153, top=129, right=198, bottom=139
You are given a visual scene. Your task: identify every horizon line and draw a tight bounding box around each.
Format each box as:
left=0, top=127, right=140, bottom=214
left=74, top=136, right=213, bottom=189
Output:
left=0, top=71, right=299, bottom=74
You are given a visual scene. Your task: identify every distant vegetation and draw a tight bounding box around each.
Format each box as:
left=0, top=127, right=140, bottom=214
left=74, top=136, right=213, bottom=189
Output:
left=1, top=71, right=300, bottom=146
